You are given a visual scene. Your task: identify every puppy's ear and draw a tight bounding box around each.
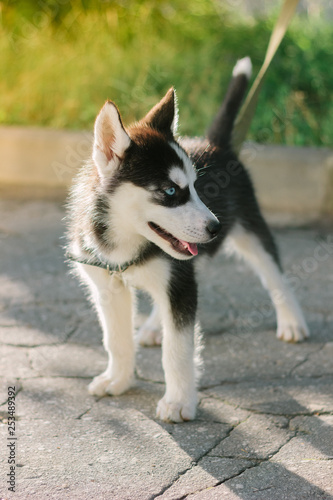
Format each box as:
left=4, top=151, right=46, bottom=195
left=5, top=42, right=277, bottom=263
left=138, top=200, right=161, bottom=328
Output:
left=142, top=88, right=178, bottom=137
left=93, top=101, right=131, bottom=180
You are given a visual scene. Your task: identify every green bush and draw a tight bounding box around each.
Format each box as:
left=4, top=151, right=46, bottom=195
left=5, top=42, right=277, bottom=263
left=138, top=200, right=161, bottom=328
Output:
left=0, top=0, right=331, bottom=146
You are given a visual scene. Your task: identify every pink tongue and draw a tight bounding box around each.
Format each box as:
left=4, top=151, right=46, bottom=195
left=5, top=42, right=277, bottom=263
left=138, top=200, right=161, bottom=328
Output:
left=179, top=239, right=198, bottom=256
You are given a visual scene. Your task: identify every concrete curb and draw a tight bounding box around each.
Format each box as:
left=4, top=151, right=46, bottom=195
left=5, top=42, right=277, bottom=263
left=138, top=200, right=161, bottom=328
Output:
left=0, top=126, right=332, bottom=223
left=240, top=142, right=333, bottom=224
left=0, top=126, right=93, bottom=199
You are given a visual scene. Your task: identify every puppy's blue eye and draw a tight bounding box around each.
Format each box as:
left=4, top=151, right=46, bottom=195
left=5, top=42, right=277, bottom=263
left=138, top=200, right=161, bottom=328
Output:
left=164, top=187, right=176, bottom=196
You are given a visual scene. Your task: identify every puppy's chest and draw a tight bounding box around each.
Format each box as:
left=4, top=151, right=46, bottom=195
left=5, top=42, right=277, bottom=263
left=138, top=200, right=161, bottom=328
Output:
left=123, top=257, right=171, bottom=296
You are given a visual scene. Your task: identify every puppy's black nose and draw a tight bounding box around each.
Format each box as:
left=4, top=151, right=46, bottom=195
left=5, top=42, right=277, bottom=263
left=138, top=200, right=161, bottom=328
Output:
left=206, top=219, right=221, bottom=238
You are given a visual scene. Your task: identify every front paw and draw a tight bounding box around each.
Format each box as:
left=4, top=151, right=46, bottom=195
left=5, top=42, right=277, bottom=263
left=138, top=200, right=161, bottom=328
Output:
left=277, top=322, right=310, bottom=343
left=88, top=372, right=133, bottom=397
left=137, top=325, right=162, bottom=346
left=156, top=395, right=197, bottom=423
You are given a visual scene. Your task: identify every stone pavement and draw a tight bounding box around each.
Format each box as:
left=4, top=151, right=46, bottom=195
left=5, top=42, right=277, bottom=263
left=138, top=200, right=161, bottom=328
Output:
left=0, top=200, right=332, bottom=500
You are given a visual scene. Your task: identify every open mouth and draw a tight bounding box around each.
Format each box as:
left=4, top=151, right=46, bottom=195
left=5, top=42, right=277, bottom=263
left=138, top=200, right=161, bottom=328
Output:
left=148, top=222, right=198, bottom=257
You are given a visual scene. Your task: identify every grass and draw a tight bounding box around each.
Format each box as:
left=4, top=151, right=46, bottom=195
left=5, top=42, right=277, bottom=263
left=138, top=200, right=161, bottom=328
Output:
left=0, top=0, right=332, bottom=146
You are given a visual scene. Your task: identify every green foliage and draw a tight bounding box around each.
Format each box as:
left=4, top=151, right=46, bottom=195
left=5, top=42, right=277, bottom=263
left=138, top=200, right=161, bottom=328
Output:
left=0, top=1, right=331, bottom=145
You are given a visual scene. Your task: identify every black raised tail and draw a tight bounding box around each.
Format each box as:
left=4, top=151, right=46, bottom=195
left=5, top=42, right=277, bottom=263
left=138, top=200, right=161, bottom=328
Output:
left=207, top=57, right=252, bottom=149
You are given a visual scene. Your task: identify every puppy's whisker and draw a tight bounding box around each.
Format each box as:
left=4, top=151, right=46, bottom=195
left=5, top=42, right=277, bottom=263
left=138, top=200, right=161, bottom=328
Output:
left=193, top=142, right=211, bottom=170
left=197, top=163, right=217, bottom=174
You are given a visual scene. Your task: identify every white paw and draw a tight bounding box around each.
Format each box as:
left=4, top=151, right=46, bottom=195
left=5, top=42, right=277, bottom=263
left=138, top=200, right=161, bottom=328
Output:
left=88, top=372, right=133, bottom=397
left=137, top=325, right=162, bottom=346
left=156, top=395, right=197, bottom=423
left=277, top=322, right=310, bottom=343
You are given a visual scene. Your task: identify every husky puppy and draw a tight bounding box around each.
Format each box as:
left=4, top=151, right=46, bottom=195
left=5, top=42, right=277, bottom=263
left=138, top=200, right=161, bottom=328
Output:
left=66, top=57, right=309, bottom=422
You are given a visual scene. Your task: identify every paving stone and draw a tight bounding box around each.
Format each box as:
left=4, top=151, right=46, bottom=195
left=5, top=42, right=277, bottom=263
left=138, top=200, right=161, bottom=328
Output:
left=305, top=312, right=333, bottom=342
left=0, top=275, right=34, bottom=307
left=29, top=344, right=107, bottom=378
left=136, top=344, right=164, bottom=383
left=196, top=253, right=272, bottom=335
left=200, top=330, right=323, bottom=387
left=0, top=345, right=35, bottom=378
left=67, top=309, right=103, bottom=346
left=69, top=290, right=160, bottom=347
left=186, top=461, right=333, bottom=499
left=85, top=380, right=165, bottom=421
left=0, top=267, right=82, bottom=307
left=302, top=276, right=333, bottom=314
left=162, top=421, right=231, bottom=461
left=14, top=377, right=95, bottom=421
left=85, top=387, right=233, bottom=461
left=206, top=376, right=333, bottom=414
left=0, top=407, right=193, bottom=500
left=0, top=200, right=65, bottom=235
left=18, top=271, right=81, bottom=306
left=0, top=325, right=69, bottom=347
left=76, top=386, right=247, bottom=434
left=293, top=342, right=333, bottom=377
left=208, top=414, right=291, bottom=460
left=196, top=229, right=333, bottom=333
left=136, top=329, right=326, bottom=388
left=1, top=301, right=79, bottom=345
left=272, top=415, right=333, bottom=461
left=277, top=230, right=333, bottom=315
left=157, top=457, right=255, bottom=499
left=0, top=379, right=22, bottom=406
left=198, top=397, right=251, bottom=426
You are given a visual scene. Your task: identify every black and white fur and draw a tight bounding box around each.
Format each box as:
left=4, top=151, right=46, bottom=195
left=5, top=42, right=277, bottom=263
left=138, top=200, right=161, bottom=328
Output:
left=66, top=57, right=309, bottom=423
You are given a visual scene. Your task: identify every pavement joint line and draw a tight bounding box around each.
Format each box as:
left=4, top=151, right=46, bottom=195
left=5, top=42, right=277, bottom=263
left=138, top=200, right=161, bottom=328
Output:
left=213, top=406, right=333, bottom=418
left=202, top=460, right=260, bottom=489
left=181, top=461, right=260, bottom=499
left=1, top=298, right=86, bottom=308
left=1, top=334, right=106, bottom=349
left=63, top=326, right=79, bottom=343
left=190, top=430, right=298, bottom=497
left=202, top=372, right=333, bottom=389
left=288, top=343, right=326, bottom=377
left=134, top=372, right=165, bottom=386
left=195, top=418, right=232, bottom=425
left=200, top=391, right=246, bottom=410
left=152, top=464, right=197, bottom=500
left=292, top=342, right=330, bottom=377
left=0, top=385, right=23, bottom=408
left=199, top=382, right=230, bottom=391
left=156, top=415, right=252, bottom=499
left=0, top=324, right=21, bottom=328
left=200, top=373, right=307, bottom=391
left=197, top=399, right=252, bottom=424
left=16, top=374, right=94, bottom=380
left=75, top=408, right=93, bottom=420
left=200, top=390, right=333, bottom=418
left=0, top=341, right=70, bottom=348
left=26, top=349, right=35, bottom=374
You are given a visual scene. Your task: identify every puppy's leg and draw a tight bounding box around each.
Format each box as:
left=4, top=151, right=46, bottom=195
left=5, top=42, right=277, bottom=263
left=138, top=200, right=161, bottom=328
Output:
left=153, top=262, right=199, bottom=422
left=227, top=223, right=309, bottom=342
left=156, top=318, right=198, bottom=422
left=137, top=303, right=162, bottom=346
left=76, top=263, right=135, bottom=396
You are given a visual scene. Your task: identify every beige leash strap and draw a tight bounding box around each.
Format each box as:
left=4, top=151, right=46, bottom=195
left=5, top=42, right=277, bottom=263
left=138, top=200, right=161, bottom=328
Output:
left=232, top=0, right=300, bottom=153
